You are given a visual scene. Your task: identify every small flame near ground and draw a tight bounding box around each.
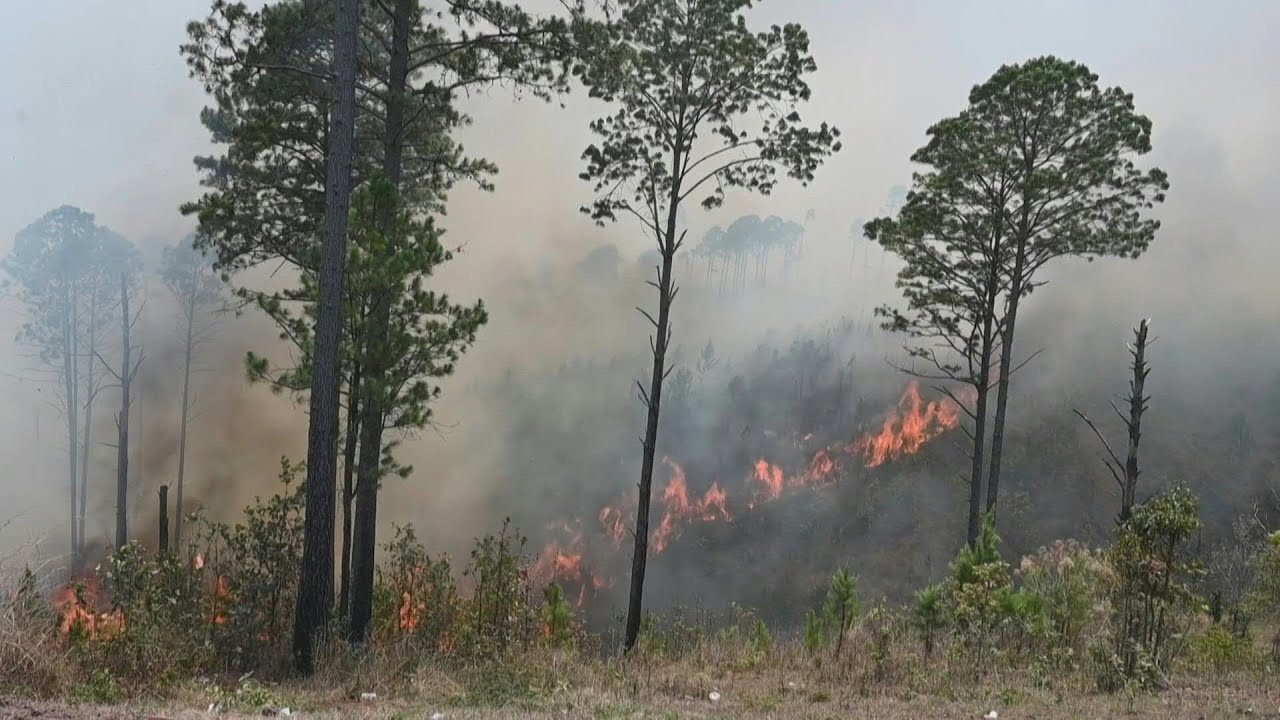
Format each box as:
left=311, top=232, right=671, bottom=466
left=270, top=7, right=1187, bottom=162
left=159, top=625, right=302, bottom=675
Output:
left=531, top=380, right=973, bottom=601
left=53, top=555, right=232, bottom=637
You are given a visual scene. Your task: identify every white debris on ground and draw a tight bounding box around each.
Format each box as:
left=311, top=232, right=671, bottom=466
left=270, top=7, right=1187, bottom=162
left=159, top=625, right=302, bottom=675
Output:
left=430, top=713, right=446, bottom=720
left=708, top=691, right=721, bottom=703
left=984, top=711, right=998, bottom=720
left=359, top=692, right=378, bottom=702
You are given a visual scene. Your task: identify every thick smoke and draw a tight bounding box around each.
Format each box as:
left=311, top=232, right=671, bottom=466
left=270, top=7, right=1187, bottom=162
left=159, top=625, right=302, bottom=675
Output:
left=2, top=1, right=1279, bottom=626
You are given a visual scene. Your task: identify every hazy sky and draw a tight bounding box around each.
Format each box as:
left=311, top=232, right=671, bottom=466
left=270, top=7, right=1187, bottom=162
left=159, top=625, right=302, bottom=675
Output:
left=2, top=1, right=1279, bottom=554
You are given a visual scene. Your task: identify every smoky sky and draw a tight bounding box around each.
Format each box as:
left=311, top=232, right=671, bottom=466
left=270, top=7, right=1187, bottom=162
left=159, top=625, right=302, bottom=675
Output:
left=2, top=0, right=1279, bottom=582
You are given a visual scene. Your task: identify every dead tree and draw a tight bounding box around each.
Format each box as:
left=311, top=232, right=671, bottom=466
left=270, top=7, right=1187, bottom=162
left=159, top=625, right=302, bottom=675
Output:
left=1073, top=319, right=1153, bottom=523
left=98, top=273, right=144, bottom=549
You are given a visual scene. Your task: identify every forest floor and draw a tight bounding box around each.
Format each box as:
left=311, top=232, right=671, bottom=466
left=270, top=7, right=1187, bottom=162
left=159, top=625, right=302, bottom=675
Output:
left=4, top=674, right=1278, bottom=720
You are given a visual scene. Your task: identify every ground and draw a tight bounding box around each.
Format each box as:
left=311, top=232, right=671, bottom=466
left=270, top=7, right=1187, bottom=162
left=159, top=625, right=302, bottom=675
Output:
left=4, top=678, right=1279, bottom=720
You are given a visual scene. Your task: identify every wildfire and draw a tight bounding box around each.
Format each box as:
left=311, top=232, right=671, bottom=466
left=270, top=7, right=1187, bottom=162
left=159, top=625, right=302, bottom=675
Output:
left=850, top=381, right=973, bottom=467
left=211, top=575, right=230, bottom=625
left=651, top=458, right=730, bottom=554
left=532, top=380, right=970, bottom=603
left=598, top=505, right=628, bottom=547
left=52, top=576, right=123, bottom=639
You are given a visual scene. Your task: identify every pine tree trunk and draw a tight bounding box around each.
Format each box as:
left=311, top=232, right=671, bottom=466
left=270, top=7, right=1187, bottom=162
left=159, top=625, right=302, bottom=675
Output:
left=174, top=269, right=197, bottom=544
left=350, top=0, right=410, bottom=646
left=624, top=146, right=684, bottom=653
left=115, top=273, right=131, bottom=550
left=78, top=299, right=96, bottom=559
left=338, top=366, right=361, bottom=623
left=63, top=289, right=79, bottom=561
left=293, top=0, right=360, bottom=674
left=986, top=233, right=1027, bottom=520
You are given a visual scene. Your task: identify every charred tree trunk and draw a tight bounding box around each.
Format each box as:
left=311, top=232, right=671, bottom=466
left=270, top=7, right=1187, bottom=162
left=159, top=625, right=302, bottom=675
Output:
left=293, top=0, right=360, bottom=674
left=174, top=267, right=198, bottom=544
left=624, top=143, right=685, bottom=653
left=1072, top=319, right=1153, bottom=525
left=349, top=0, right=409, bottom=648
left=114, top=273, right=132, bottom=550
left=158, top=485, right=169, bottom=554
left=1119, top=320, right=1151, bottom=521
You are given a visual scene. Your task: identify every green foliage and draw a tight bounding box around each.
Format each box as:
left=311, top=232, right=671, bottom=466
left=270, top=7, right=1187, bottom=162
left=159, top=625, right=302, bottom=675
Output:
left=541, top=583, right=575, bottom=651
left=1016, top=540, right=1112, bottom=654
left=69, top=669, right=120, bottom=704
left=1247, top=529, right=1280, bottom=658
left=377, top=524, right=458, bottom=651
left=823, top=568, right=860, bottom=657
left=79, top=544, right=211, bottom=691
left=193, top=457, right=305, bottom=672
left=912, top=583, right=945, bottom=656
left=1186, top=624, right=1259, bottom=672
left=459, top=519, right=538, bottom=660
left=576, top=0, right=840, bottom=234
left=947, top=514, right=1017, bottom=644
left=802, top=609, right=826, bottom=656
left=208, top=675, right=282, bottom=714
left=1103, top=484, right=1204, bottom=689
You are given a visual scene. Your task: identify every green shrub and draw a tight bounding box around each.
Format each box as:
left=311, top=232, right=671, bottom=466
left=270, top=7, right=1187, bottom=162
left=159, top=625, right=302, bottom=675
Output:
left=1247, top=530, right=1280, bottom=658
left=541, top=583, right=575, bottom=651
left=823, top=568, right=860, bottom=658
left=911, top=583, right=945, bottom=657
left=1186, top=624, right=1259, bottom=672
left=1016, top=539, right=1112, bottom=654
left=458, top=518, right=538, bottom=660
left=94, top=544, right=211, bottom=685
left=377, top=524, right=458, bottom=653
left=194, top=456, right=305, bottom=672
left=802, top=609, right=827, bottom=656
left=1102, top=484, right=1204, bottom=689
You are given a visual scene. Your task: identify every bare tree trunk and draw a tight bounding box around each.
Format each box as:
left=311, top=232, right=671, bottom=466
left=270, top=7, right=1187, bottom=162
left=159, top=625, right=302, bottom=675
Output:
left=338, top=365, right=360, bottom=624
left=624, top=149, right=684, bottom=653
left=78, top=299, right=97, bottom=559
left=62, top=289, right=80, bottom=561
left=115, top=274, right=132, bottom=550
left=174, top=271, right=197, bottom=544
left=350, top=0, right=409, bottom=646
left=1119, top=321, right=1151, bottom=520
left=158, top=485, right=169, bottom=554
left=293, top=0, right=360, bottom=674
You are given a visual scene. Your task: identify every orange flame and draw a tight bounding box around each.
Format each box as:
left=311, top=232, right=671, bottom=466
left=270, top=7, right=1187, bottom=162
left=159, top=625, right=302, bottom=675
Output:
left=651, top=458, right=731, bottom=554
left=850, top=381, right=970, bottom=467
left=52, top=576, right=123, bottom=639
left=598, top=505, right=627, bottom=547
left=532, top=380, right=971, bottom=603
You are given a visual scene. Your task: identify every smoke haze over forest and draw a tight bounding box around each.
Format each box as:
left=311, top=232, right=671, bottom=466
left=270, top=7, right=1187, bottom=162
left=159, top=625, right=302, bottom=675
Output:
left=2, top=0, right=1279, bottom=621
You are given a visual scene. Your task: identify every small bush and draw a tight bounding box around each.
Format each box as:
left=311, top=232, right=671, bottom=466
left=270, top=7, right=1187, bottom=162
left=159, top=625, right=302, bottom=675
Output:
left=194, top=456, right=305, bottom=672
left=541, top=583, right=575, bottom=650
left=1017, top=539, right=1112, bottom=654
left=802, top=609, right=826, bottom=656
left=1102, top=484, right=1204, bottom=689
left=457, top=518, right=538, bottom=660
left=911, top=583, right=944, bottom=657
left=377, top=524, right=459, bottom=653
left=823, top=568, right=860, bottom=658
left=1186, top=624, right=1259, bottom=672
